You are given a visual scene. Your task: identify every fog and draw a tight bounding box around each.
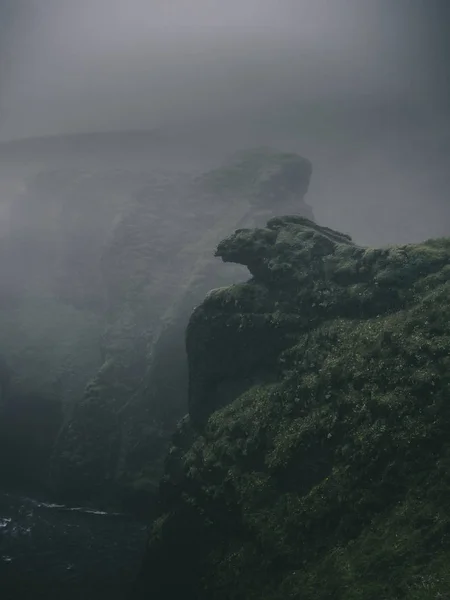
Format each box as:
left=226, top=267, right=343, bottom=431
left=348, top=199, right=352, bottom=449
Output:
left=0, top=0, right=449, bottom=244
left=0, top=0, right=446, bottom=140
left=1, top=5, right=450, bottom=594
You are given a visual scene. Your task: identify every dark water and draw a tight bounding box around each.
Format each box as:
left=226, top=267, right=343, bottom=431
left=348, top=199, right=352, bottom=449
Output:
left=0, top=492, right=148, bottom=600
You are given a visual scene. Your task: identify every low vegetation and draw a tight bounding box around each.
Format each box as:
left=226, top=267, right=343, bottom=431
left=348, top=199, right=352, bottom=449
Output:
left=135, top=217, right=450, bottom=599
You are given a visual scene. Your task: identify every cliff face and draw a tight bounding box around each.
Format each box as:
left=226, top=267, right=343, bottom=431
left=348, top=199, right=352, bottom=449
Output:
left=134, top=217, right=450, bottom=599
left=48, top=150, right=312, bottom=510
left=0, top=143, right=313, bottom=505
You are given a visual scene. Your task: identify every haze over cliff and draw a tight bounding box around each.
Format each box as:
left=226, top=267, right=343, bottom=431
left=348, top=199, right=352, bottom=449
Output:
left=0, top=0, right=445, bottom=142
left=1, top=1, right=450, bottom=245
left=1, top=2, right=450, bottom=598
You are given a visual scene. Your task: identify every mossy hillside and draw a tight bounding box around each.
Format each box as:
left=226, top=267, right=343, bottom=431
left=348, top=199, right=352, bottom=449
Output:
left=136, top=218, right=450, bottom=599
left=187, top=216, right=450, bottom=426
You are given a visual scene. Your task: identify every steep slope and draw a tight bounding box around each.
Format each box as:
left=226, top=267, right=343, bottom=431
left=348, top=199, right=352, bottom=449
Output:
left=134, top=217, right=450, bottom=599
left=49, top=149, right=313, bottom=510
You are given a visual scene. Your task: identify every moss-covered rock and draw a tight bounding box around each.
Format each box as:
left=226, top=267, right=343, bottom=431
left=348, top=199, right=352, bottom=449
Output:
left=134, top=218, right=450, bottom=599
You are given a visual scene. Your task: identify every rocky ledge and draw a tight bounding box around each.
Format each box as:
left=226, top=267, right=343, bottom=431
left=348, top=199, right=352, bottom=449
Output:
left=133, top=216, right=450, bottom=599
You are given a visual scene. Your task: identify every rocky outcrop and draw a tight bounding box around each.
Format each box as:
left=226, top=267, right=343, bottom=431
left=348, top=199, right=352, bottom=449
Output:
left=133, top=218, right=450, bottom=599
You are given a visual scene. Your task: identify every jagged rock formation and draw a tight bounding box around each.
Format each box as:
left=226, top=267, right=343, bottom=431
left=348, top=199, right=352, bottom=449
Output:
left=133, top=217, right=450, bottom=599
left=0, top=142, right=314, bottom=506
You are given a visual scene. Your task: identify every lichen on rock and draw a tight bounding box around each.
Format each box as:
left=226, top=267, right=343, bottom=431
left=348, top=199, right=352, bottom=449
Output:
left=134, top=217, right=450, bottom=599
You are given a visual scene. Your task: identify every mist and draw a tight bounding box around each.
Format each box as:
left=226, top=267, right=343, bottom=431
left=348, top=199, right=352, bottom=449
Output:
left=2, top=4, right=450, bottom=597
left=0, top=0, right=446, bottom=141
left=0, top=0, right=449, bottom=245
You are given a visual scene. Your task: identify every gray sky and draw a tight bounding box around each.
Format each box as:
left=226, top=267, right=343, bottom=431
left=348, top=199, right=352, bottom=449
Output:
left=0, top=0, right=447, bottom=141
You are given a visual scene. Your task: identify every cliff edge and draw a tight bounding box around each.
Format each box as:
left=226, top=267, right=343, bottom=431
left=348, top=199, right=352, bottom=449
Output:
left=134, top=217, right=450, bottom=599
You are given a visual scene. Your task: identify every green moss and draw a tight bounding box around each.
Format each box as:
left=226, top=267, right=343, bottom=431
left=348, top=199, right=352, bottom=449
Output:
left=137, top=218, right=450, bottom=599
